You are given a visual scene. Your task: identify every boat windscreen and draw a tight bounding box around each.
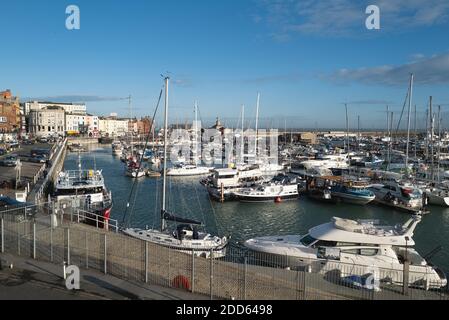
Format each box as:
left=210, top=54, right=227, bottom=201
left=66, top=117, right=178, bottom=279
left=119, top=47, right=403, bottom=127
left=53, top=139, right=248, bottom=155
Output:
left=300, top=234, right=317, bottom=246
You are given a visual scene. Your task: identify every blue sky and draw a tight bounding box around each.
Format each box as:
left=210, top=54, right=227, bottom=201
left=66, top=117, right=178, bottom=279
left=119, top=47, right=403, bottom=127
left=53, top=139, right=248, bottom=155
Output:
left=1, top=0, right=449, bottom=129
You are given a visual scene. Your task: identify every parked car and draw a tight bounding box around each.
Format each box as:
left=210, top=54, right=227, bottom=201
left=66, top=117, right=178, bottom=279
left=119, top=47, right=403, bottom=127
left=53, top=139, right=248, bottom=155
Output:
left=21, top=139, right=35, bottom=145
left=0, top=196, right=37, bottom=221
left=8, top=141, right=20, bottom=149
left=0, top=148, right=7, bottom=156
left=37, top=137, right=48, bottom=143
left=30, top=155, right=47, bottom=163
left=31, top=149, right=50, bottom=159
left=0, top=155, right=19, bottom=167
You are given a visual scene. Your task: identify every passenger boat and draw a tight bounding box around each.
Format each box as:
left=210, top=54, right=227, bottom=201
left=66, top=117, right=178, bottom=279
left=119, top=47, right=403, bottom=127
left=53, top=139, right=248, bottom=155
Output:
left=244, top=216, right=447, bottom=289
left=53, top=167, right=113, bottom=225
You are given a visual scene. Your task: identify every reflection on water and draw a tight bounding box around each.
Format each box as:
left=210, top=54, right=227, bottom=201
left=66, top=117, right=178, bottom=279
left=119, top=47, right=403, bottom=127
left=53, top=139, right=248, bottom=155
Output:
left=63, top=145, right=449, bottom=271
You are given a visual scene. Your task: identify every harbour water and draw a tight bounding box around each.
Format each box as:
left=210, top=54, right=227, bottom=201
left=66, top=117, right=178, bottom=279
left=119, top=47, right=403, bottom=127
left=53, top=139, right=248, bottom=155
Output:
left=63, top=145, right=449, bottom=271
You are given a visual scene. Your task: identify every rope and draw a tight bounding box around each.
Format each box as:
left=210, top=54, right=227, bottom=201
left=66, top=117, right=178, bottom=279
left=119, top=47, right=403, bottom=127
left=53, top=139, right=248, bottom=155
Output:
left=121, top=88, right=164, bottom=227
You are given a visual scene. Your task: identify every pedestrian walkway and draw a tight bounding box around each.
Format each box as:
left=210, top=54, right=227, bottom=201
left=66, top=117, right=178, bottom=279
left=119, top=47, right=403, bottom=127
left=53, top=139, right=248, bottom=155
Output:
left=0, top=253, right=207, bottom=300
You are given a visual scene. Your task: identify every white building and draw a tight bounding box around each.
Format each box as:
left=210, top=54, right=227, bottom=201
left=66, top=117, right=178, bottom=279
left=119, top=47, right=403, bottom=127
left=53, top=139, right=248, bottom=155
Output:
left=28, top=106, right=65, bottom=137
left=66, top=113, right=85, bottom=134
left=66, top=114, right=100, bottom=137
left=25, top=101, right=86, bottom=116
left=99, top=117, right=129, bottom=137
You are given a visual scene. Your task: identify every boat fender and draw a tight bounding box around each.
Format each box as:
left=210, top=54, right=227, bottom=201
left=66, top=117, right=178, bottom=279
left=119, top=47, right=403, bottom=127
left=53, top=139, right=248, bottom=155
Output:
left=172, top=275, right=191, bottom=291
left=275, top=197, right=282, bottom=203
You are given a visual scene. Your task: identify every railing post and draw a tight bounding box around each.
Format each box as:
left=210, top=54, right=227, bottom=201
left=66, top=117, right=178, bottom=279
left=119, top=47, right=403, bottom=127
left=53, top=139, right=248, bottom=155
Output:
left=67, top=228, right=70, bottom=265
left=145, top=241, right=148, bottom=283
left=96, top=215, right=99, bottom=229
left=210, top=249, right=214, bottom=300
left=243, top=257, right=247, bottom=300
left=33, top=223, right=36, bottom=259
left=1, top=218, right=4, bottom=253
left=50, top=225, right=53, bottom=262
left=77, top=209, right=79, bottom=224
left=17, top=222, right=20, bottom=256
left=104, top=234, right=107, bottom=274
left=85, top=231, right=89, bottom=269
left=191, top=249, right=195, bottom=294
left=403, top=261, right=410, bottom=296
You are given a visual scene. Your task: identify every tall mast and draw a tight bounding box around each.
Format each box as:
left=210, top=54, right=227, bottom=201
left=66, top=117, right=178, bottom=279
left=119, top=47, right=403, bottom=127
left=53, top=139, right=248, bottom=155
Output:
left=241, top=105, right=245, bottom=164
left=414, top=104, right=417, bottom=159
left=437, top=105, right=441, bottom=182
left=430, top=96, right=434, bottom=182
left=386, top=106, right=389, bottom=168
left=161, top=77, right=169, bottom=231
left=425, top=108, right=429, bottom=161
left=388, top=111, right=393, bottom=171
left=255, top=92, right=260, bottom=157
left=194, top=101, right=198, bottom=164
left=405, top=73, right=413, bottom=172
left=345, top=104, right=349, bottom=153
left=357, top=115, right=360, bottom=152
left=129, top=95, right=133, bottom=156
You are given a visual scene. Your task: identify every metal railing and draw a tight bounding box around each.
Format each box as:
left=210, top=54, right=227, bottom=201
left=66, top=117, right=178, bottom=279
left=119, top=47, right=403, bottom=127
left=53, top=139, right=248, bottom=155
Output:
left=0, top=206, right=448, bottom=300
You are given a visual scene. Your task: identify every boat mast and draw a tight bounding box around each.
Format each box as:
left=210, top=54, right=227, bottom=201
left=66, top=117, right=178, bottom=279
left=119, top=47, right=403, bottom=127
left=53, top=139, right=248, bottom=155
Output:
left=414, top=104, right=417, bottom=159
left=194, top=101, right=198, bottom=164
left=241, top=104, right=245, bottom=164
left=405, top=73, right=413, bottom=173
left=345, top=103, right=349, bottom=153
left=357, top=115, right=360, bottom=152
left=129, top=95, right=133, bottom=157
left=430, top=96, right=434, bottom=182
left=386, top=105, right=390, bottom=170
left=437, top=105, right=441, bottom=182
left=255, top=92, right=260, bottom=158
left=161, top=77, right=169, bottom=232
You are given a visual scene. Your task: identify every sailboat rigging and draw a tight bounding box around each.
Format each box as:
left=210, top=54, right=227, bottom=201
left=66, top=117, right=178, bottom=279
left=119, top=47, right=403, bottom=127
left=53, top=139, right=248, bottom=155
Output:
left=123, top=76, right=229, bottom=258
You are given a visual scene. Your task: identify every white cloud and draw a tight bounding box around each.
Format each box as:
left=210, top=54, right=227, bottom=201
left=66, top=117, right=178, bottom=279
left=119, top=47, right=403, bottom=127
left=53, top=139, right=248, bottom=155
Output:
left=254, top=0, right=449, bottom=38
left=329, top=52, right=449, bottom=85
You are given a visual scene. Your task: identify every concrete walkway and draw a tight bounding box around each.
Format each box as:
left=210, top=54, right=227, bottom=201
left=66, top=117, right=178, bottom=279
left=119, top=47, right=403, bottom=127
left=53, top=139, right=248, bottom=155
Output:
left=0, top=253, right=208, bottom=300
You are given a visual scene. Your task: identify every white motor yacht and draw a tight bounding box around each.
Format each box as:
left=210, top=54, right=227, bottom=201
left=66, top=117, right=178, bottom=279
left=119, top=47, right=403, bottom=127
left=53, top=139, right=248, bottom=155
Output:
left=369, top=180, right=425, bottom=213
left=245, top=216, right=447, bottom=289
left=167, top=163, right=213, bottom=176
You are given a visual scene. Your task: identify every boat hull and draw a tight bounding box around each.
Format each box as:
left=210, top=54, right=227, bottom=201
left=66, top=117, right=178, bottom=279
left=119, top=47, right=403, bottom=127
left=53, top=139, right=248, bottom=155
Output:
left=331, top=192, right=375, bottom=205
left=122, top=228, right=228, bottom=258
left=427, top=192, right=449, bottom=207
left=234, top=193, right=299, bottom=203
